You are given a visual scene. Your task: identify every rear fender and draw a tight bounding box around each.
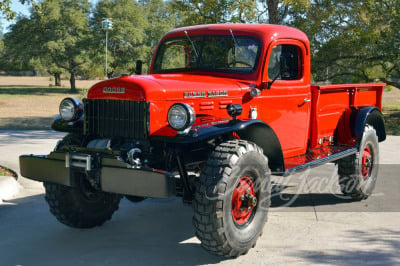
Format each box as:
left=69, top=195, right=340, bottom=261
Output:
left=354, top=107, right=386, bottom=144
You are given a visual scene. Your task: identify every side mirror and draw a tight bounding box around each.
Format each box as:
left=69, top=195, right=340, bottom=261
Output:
left=267, top=72, right=281, bottom=90
left=135, top=60, right=143, bottom=75
left=258, top=81, right=272, bottom=90
left=267, top=81, right=273, bottom=90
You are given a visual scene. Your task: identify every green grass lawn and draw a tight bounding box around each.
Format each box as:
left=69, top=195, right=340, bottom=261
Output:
left=0, top=165, right=17, bottom=178
left=0, top=77, right=91, bottom=130
left=382, top=89, right=400, bottom=135
left=0, top=86, right=87, bottom=130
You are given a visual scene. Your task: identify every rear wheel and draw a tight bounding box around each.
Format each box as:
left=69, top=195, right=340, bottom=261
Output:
left=338, top=124, right=379, bottom=200
left=193, top=140, right=271, bottom=257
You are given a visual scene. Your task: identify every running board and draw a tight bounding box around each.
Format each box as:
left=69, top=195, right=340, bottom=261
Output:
left=284, top=146, right=358, bottom=176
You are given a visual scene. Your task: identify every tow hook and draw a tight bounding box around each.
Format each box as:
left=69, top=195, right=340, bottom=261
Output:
left=127, top=148, right=142, bottom=168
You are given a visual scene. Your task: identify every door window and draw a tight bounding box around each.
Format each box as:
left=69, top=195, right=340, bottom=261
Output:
left=268, top=45, right=302, bottom=80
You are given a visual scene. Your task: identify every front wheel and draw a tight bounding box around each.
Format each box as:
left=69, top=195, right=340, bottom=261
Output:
left=338, top=124, right=379, bottom=200
left=44, top=176, right=122, bottom=228
left=193, top=140, right=271, bottom=257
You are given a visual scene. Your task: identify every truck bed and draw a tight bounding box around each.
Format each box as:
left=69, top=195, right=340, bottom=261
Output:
left=309, top=83, right=385, bottom=148
left=283, top=83, right=385, bottom=173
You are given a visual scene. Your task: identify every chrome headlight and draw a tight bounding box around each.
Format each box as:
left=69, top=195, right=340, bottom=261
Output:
left=59, top=98, right=82, bottom=121
left=167, top=103, right=195, bottom=131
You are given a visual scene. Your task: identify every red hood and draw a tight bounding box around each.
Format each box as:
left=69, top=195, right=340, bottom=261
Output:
left=87, top=74, right=245, bottom=101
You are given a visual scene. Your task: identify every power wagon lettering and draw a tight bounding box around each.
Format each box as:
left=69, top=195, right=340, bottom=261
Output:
left=183, top=90, right=228, bottom=98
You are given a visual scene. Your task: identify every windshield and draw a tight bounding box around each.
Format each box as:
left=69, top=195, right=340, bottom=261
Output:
left=153, top=35, right=261, bottom=74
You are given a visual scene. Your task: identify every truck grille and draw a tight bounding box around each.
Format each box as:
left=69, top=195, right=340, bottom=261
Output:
left=83, top=99, right=149, bottom=139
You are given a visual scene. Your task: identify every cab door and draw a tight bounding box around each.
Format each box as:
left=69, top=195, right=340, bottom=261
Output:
left=260, top=39, right=311, bottom=158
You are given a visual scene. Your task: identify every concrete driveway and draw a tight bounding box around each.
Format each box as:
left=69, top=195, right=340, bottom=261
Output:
left=0, top=130, right=399, bottom=265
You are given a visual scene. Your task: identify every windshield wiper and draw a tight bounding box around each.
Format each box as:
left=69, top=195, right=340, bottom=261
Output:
left=229, top=29, right=239, bottom=61
left=184, top=30, right=199, bottom=59
left=230, top=29, right=239, bottom=48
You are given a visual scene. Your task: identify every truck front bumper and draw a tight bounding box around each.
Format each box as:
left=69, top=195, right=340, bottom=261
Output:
left=19, top=152, right=176, bottom=198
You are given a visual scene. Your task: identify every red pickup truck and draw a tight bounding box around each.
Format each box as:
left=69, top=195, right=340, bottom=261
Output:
left=20, top=24, right=386, bottom=257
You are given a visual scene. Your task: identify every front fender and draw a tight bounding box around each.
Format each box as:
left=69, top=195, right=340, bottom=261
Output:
left=51, top=114, right=84, bottom=134
left=151, top=118, right=285, bottom=173
left=151, top=119, right=265, bottom=143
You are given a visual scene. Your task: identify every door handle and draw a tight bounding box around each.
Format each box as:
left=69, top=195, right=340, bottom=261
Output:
left=298, top=98, right=311, bottom=107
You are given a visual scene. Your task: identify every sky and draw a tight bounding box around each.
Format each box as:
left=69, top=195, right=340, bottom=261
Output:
left=1, top=1, right=29, bottom=33
left=1, top=0, right=99, bottom=33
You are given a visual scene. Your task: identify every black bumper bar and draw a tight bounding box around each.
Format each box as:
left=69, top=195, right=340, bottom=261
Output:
left=19, top=152, right=176, bottom=198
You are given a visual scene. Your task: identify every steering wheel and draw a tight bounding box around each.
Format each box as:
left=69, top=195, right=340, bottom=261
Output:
left=228, top=61, right=252, bottom=67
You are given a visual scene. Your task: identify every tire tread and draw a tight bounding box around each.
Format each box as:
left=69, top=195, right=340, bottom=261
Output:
left=193, top=140, right=270, bottom=257
left=44, top=182, right=121, bottom=229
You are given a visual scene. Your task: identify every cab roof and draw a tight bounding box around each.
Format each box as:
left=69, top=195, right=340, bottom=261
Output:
left=163, top=23, right=309, bottom=45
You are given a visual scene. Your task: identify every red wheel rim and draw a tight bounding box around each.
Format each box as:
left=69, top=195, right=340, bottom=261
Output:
left=232, top=176, right=257, bottom=225
left=361, top=146, right=373, bottom=178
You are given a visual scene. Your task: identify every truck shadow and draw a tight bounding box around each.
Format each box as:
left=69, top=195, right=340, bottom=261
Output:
left=0, top=184, right=395, bottom=265
left=271, top=192, right=354, bottom=209
left=270, top=181, right=354, bottom=209
left=270, top=163, right=400, bottom=212
left=290, top=228, right=400, bottom=265
left=0, top=195, right=223, bottom=265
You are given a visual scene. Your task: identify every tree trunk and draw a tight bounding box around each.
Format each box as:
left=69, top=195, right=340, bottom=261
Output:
left=107, top=70, right=113, bottom=79
left=54, top=73, right=61, bottom=86
left=70, top=72, right=77, bottom=93
left=267, top=0, right=280, bottom=24
left=380, top=78, right=400, bottom=90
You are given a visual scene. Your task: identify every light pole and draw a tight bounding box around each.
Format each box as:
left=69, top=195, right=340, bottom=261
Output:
left=102, top=18, right=113, bottom=79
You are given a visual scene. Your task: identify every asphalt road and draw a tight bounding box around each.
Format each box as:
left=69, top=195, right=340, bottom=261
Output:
left=0, top=130, right=399, bottom=265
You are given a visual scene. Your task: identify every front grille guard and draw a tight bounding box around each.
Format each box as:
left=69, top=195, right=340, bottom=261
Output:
left=83, top=99, right=149, bottom=139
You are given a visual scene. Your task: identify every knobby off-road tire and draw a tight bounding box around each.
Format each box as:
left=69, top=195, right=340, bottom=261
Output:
left=44, top=133, right=122, bottom=228
left=55, top=133, right=83, bottom=149
left=193, top=140, right=271, bottom=257
left=338, top=124, right=379, bottom=201
left=44, top=179, right=122, bottom=229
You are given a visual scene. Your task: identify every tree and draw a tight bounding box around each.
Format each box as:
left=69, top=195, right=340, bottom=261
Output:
left=91, top=0, right=146, bottom=77
left=171, top=0, right=257, bottom=25
left=0, top=0, right=37, bottom=20
left=32, top=0, right=92, bottom=92
left=1, top=15, right=65, bottom=85
left=1, top=0, right=18, bottom=20
left=0, top=37, right=4, bottom=69
left=171, top=0, right=309, bottom=26
left=140, top=0, right=178, bottom=71
left=1, top=17, right=36, bottom=71
left=292, top=0, right=400, bottom=89
left=257, top=0, right=309, bottom=24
